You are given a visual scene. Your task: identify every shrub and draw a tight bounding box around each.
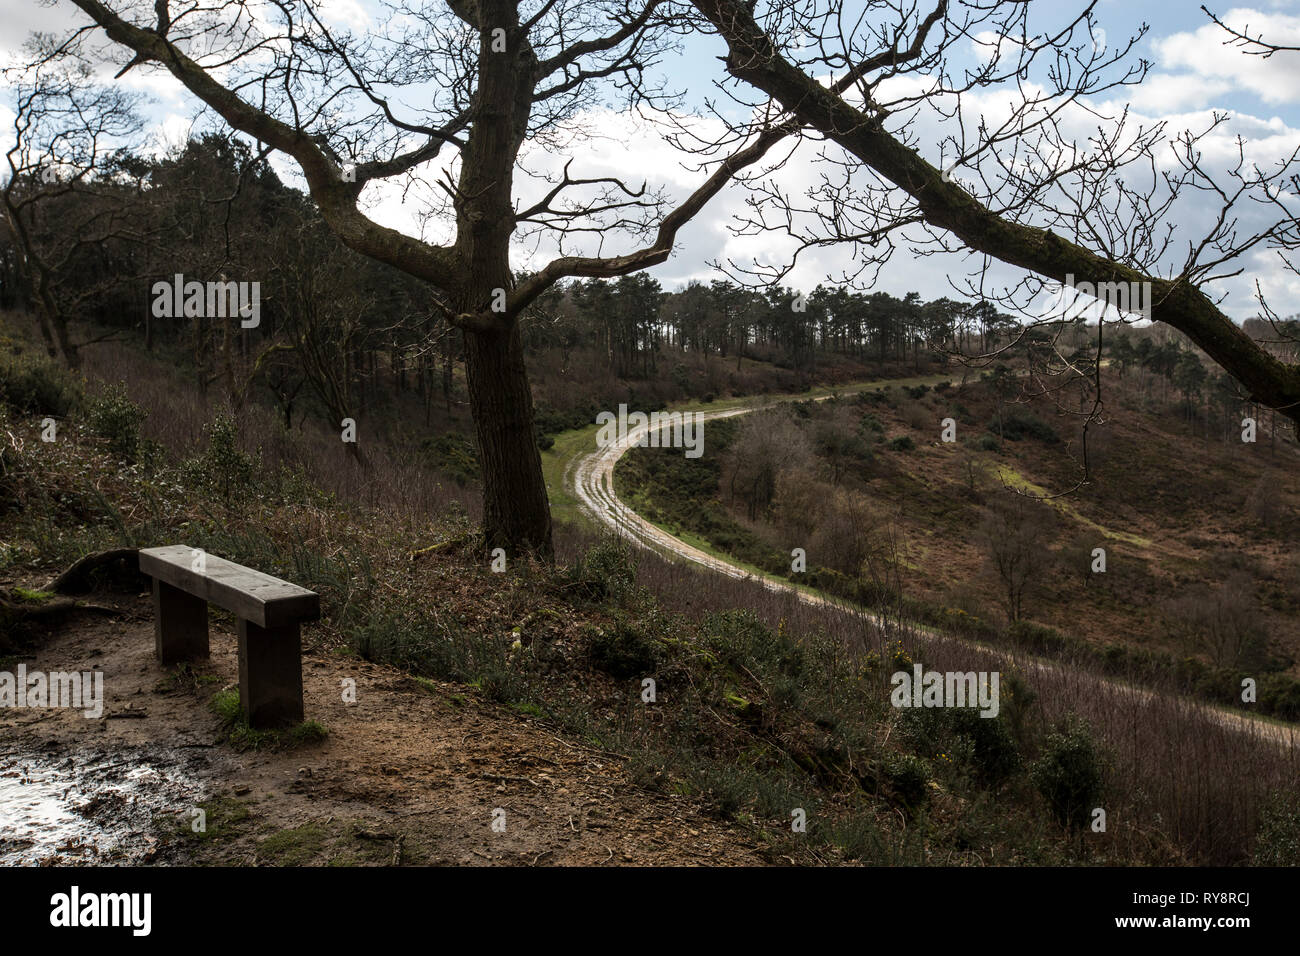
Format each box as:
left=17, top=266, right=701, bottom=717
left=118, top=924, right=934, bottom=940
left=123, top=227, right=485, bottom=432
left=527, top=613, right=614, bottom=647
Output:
left=88, top=383, right=147, bottom=461
left=1006, top=620, right=1069, bottom=655
left=858, top=413, right=885, bottom=434
left=1260, top=673, right=1300, bottom=722
left=1031, top=715, right=1104, bottom=830
left=887, top=639, right=912, bottom=670
left=990, top=409, right=1060, bottom=444
left=586, top=618, right=658, bottom=679
left=898, top=704, right=1021, bottom=789
left=532, top=401, right=605, bottom=443
left=422, top=433, right=480, bottom=485
left=702, top=609, right=803, bottom=678
left=0, top=353, right=81, bottom=416
left=565, top=535, right=636, bottom=601
left=998, top=670, right=1039, bottom=745
left=952, top=707, right=1022, bottom=786
left=977, top=434, right=1000, bottom=452
left=182, top=413, right=257, bottom=499
left=888, top=435, right=915, bottom=452
left=1253, top=791, right=1300, bottom=865
left=900, top=401, right=931, bottom=430
left=883, top=752, right=930, bottom=812
left=1244, top=477, right=1279, bottom=529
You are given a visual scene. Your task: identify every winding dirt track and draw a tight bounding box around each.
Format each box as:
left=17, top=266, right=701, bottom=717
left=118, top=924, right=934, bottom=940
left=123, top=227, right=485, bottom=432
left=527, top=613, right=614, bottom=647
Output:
left=565, top=385, right=1300, bottom=750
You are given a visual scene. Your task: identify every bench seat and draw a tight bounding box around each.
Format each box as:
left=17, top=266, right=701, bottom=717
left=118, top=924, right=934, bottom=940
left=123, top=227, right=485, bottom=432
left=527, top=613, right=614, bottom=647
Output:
left=138, top=545, right=319, bottom=628
left=139, top=545, right=319, bottom=728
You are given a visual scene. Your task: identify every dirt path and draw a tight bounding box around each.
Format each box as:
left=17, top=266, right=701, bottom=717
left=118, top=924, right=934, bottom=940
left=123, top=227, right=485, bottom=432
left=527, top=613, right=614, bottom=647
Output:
left=1, top=595, right=771, bottom=866
left=567, top=385, right=1300, bottom=750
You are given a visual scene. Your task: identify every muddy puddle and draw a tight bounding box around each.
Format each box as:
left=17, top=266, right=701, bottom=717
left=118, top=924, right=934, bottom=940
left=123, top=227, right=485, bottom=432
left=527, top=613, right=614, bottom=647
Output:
left=0, top=749, right=212, bottom=864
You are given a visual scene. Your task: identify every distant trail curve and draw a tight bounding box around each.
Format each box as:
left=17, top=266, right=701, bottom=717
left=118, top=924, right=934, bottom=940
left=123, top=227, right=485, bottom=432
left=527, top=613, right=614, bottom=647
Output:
left=564, top=383, right=1300, bottom=750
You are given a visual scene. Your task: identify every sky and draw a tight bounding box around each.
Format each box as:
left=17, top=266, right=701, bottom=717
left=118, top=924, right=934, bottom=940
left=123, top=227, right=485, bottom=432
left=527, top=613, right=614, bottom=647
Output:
left=2, top=0, right=1299, bottom=320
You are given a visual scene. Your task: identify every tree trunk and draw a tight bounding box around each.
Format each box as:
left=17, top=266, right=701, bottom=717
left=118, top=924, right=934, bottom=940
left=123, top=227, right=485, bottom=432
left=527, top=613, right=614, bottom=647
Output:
left=450, top=0, right=552, bottom=558
left=442, top=335, right=453, bottom=416
left=462, top=321, right=553, bottom=557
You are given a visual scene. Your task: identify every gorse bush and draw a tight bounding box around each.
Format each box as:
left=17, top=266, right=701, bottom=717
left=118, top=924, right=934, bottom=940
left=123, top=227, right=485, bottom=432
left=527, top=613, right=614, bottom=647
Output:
left=88, top=383, right=147, bottom=461
left=0, top=352, right=81, bottom=416
left=182, top=413, right=257, bottom=499
left=1006, top=620, right=1070, bottom=655
left=858, top=412, right=885, bottom=435
left=586, top=616, right=659, bottom=679
left=990, top=409, right=1060, bottom=444
left=1252, top=791, right=1300, bottom=866
left=702, top=608, right=804, bottom=678
left=899, top=704, right=1022, bottom=789
left=421, top=433, right=480, bottom=486
left=564, top=534, right=636, bottom=601
left=1031, top=715, right=1105, bottom=831
left=883, top=752, right=930, bottom=812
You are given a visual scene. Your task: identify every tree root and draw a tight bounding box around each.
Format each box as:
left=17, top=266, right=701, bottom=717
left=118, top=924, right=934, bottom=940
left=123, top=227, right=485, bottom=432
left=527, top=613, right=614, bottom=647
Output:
left=42, top=548, right=143, bottom=594
left=0, top=590, right=124, bottom=647
left=409, top=534, right=475, bottom=561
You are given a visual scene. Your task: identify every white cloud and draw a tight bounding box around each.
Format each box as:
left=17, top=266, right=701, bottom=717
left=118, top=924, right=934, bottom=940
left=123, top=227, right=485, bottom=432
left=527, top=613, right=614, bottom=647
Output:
left=1155, top=7, right=1300, bottom=105
left=317, top=0, right=371, bottom=31
left=1123, top=72, right=1235, bottom=113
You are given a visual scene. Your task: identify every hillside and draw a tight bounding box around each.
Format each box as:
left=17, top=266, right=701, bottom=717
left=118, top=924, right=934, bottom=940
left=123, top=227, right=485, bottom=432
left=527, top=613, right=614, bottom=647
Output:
left=3, top=318, right=1299, bottom=867
left=616, top=368, right=1300, bottom=721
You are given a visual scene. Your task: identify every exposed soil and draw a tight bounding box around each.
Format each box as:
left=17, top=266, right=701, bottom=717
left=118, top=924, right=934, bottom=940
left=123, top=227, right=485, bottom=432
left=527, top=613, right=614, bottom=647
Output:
left=0, top=594, right=770, bottom=866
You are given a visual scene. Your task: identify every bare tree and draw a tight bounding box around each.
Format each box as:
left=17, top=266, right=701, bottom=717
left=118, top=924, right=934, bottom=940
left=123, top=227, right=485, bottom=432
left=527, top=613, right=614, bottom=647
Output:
left=270, top=217, right=376, bottom=466
left=978, top=493, right=1056, bottom=623
left=1164, top=572, right=1269, bottom=671
left=722, top=405, right=809, bottom=519
left=2, top=43, right=151, bottom=367
left=687, top=0, right=1300, bottom=444
left=62, top=0, right=797, bottom=556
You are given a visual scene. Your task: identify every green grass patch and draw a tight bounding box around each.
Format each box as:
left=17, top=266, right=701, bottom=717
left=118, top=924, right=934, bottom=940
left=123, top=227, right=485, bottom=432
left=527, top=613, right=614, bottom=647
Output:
left=210, top=688, right=329, bottom=751
left=990, top=463, right=1152, bottom=547
left=257, top=823, right=330, bottom=866
left=172, top=795, right=252, bottom=843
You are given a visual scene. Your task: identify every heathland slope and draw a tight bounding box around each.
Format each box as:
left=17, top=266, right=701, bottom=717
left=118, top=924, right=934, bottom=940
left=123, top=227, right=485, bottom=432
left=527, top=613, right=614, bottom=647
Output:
left=3, top=321, right=1299, bottom=865
left=615, top=369, right=1300, bottom=723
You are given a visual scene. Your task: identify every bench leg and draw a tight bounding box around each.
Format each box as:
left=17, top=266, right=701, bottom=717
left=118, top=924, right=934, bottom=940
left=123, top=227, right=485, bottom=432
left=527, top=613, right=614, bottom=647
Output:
left=238, top=619, right=304, bottom=729
left=153, top=578, right=209, bottom=663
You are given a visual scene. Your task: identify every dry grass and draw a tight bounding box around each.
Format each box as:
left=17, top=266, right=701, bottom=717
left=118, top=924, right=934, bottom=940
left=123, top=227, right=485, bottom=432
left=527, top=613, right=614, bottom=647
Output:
left=79, top=335, right=479, bottom=523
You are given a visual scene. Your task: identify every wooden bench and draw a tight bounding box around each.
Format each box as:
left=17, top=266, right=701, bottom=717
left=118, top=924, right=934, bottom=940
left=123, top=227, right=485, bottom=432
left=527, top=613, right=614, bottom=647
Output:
left=138, top=545, right=320, bottom=728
